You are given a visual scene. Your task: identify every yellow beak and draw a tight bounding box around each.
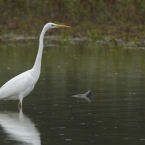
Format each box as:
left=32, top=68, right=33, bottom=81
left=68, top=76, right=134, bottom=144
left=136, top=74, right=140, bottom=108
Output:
left=55, top=24, right=71, bottom=28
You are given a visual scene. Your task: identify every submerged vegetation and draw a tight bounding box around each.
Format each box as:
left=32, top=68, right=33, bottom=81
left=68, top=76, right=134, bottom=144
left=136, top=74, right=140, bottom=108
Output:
left=0, top=0, right=145, bottom=41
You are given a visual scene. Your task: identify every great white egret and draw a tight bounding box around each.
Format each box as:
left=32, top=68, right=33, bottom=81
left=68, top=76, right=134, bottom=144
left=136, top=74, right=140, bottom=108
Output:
left=0, top=22, right=70, bottom=107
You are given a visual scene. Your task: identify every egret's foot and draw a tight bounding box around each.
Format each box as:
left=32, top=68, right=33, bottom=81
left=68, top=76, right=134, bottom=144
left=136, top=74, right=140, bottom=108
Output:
left=18, top=102, right=22, bottom=110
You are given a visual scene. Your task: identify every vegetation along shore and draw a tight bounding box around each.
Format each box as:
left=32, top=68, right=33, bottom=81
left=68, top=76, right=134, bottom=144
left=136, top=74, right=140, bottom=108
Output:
left=0, top=0, right=145, bottom=41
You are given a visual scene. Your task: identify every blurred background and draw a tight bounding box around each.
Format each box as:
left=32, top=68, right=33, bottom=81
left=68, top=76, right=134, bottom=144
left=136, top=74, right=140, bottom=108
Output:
left=0, top=0, right=145, bottom=40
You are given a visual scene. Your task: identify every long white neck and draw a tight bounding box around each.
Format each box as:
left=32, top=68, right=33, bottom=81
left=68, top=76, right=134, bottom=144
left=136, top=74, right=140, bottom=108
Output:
left=31, top=27, right=47, bottom=79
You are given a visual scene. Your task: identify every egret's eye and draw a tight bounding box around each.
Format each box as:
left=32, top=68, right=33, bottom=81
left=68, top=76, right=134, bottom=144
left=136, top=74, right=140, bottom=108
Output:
left=51, top=24, right=54, bottom=27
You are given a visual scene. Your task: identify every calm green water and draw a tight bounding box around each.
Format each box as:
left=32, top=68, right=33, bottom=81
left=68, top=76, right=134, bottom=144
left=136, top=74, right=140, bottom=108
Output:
left=0, top=39, right=145, bottom=145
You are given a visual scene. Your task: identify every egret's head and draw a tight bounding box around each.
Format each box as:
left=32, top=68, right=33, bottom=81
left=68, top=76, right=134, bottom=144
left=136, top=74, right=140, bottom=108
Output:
left=44, top=22, right=71, bottom=30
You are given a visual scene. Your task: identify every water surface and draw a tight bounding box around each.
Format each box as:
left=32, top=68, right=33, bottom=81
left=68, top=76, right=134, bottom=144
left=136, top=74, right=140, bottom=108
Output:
left=0, top=39, right=145, bottom=145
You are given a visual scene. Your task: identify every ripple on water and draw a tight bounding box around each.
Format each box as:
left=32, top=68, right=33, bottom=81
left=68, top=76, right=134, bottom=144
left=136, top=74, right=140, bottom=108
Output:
left=65, top=139, right=72, bottom=141
left=140, top=139, right=145, bottom=141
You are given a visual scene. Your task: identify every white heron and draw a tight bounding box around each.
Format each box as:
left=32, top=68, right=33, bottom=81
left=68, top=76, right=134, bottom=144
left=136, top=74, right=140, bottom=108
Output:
left=0, top=22, right=70, bottom=107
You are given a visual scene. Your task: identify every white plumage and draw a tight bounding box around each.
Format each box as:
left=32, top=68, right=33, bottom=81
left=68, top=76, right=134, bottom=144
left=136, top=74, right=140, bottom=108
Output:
left=0, top=23, right=70, bottom=107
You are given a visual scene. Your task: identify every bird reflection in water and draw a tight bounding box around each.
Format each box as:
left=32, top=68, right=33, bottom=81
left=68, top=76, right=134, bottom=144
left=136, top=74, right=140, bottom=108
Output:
left=0, top=109, right=41, bottom=145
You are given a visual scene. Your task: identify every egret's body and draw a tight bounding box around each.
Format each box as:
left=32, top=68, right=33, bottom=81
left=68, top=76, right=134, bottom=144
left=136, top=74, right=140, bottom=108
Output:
left=0, top=23, right=70, bottom=107
left=0, top=70, right=35, bottom=101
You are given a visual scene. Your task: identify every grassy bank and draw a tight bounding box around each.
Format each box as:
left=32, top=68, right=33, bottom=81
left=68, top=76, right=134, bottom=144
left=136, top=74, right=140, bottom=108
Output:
left=0, top=0, right=145, bottom=41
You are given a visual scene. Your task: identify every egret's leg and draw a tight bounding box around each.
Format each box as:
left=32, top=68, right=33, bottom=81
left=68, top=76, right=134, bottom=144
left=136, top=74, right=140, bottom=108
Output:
left=18, top=101, right=22, bottom=110
left=18, top=95, right=23, bottom=109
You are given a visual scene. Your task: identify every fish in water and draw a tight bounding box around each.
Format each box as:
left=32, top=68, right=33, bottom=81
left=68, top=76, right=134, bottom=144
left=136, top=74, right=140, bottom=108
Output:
left=72, top=90, right=94, bottom=103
